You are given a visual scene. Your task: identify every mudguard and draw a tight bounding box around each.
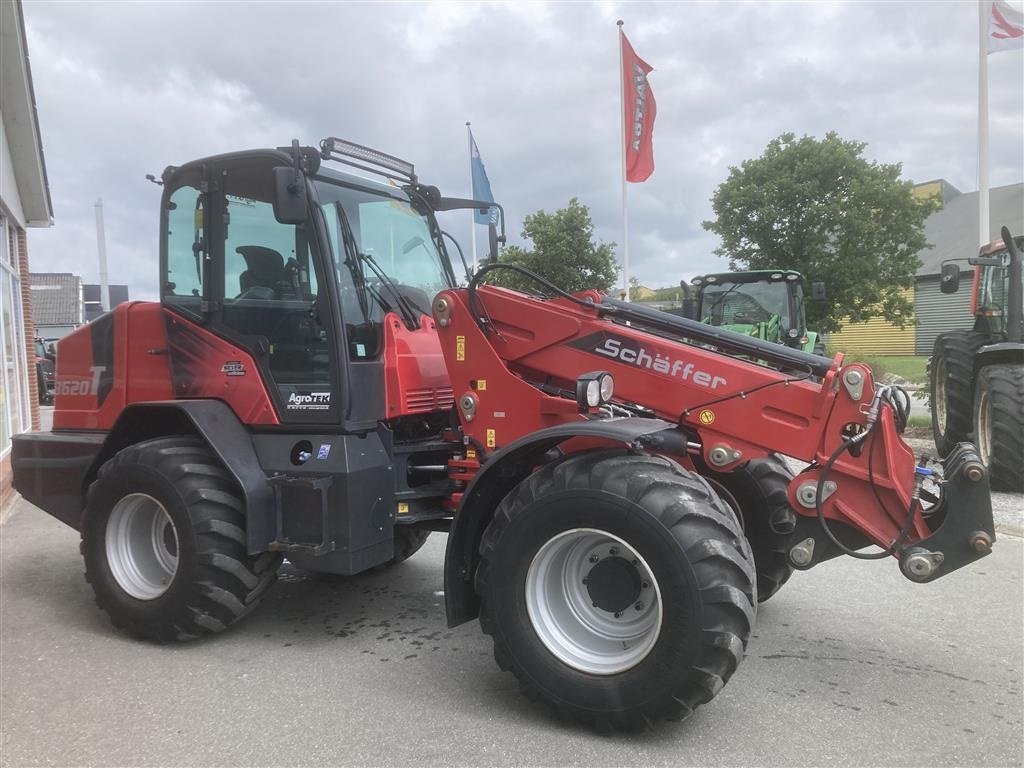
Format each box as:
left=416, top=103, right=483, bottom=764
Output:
left=84, top=400, right=276, bottom=554
left=443, top=416, right=682, bottom=627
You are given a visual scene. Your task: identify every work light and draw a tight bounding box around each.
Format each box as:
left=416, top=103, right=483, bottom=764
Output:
left=576, top=372, right=614, bottom=409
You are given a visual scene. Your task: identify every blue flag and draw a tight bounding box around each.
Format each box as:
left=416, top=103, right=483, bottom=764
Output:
left=469, top=131, right=498, bottom=226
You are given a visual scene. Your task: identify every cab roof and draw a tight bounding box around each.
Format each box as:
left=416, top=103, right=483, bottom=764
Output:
left=691, top=270, right=804, bottom=285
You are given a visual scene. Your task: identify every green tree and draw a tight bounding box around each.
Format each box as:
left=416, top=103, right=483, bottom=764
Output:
left=491, top=198, right=619, bottom=294
left=702, top=132, right=939, bottom=333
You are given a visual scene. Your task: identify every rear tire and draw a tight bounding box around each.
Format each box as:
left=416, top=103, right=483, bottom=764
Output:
left=475, top=450, right=755, bottom=730
left=700, top=456, right=795, bottom=602
left=387, top=527, right=431, bottom=566
left=929, top=332, right=986, bottom=454
left=82, top=436, right=281, bottom=641
left=973, top=364, right=1024, bottom=492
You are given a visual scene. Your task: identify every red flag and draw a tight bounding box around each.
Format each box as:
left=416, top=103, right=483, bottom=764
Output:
left=621, top=30, right=656, bottom=182
left=988, top=0, right=1024, bottom=54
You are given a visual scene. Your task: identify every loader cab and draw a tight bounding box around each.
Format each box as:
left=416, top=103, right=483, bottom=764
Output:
left=159, top=142, right=460, bottom=430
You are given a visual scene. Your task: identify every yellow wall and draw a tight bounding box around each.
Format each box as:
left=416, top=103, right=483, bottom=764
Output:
left=912, top=181, right=943, bottom=201
left=826, top=287, right=916, bottom=355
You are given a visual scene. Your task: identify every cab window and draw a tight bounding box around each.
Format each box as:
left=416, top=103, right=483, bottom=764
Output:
left=162, top=169, right=205, bottom=317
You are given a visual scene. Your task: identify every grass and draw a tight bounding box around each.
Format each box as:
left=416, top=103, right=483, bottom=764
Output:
left=832, top=354, right=928, bottom=385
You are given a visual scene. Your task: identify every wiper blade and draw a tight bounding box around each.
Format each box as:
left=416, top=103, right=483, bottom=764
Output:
left=361, top=251, right=420, bottom=329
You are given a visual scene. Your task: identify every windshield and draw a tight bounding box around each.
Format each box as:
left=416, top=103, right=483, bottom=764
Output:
left=699, top=280, right=792, bottom=330
left=315, top=178, right=451, bottom=302
left=978, top=253, right=1023, bottom=334
left=314, top=176, right=453, bottom=360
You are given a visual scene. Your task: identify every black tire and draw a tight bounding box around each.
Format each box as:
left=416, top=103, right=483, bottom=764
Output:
left=929, top=331, right=987, bottom=454
left=388, top=527, right=432, bottom=566
left=812, top=341, right=827, bottom=357
left=82, top=436, right=281, bottom=641
left=700, top=455, right=795, bottom=602
left=973, top=364, right=1024, bottom=492
left=475, top=450, right=755, bottom=730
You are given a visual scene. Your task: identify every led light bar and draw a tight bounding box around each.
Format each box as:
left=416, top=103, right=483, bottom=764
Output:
left=320, top=137, right=416, bottom=183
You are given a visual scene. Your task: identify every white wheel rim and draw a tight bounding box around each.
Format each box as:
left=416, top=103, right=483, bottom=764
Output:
left=525, top=528, right=662, bottom=675
left=105, top=493, right=179, bottom=600
left=934, top=357, right=947, bottom=433
left=977, top=388, right=992, bottom=465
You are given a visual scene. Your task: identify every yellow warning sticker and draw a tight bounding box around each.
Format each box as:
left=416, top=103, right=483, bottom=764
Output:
left=456, top=335, right=466, bottom=362
left=486, top=429, right=496, bottom=448
left=397, top=502, right=409, bottom=515
left=698, top=410, right=716, bottom=425
left=466, top=448, right=477, bottom=459
left=477, top=379, right=487, bottom=391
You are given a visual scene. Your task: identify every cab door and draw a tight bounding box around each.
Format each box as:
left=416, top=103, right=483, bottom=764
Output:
left=211, top=154, right=341, bottom=424
left=160, top=153, right=342, bottom=425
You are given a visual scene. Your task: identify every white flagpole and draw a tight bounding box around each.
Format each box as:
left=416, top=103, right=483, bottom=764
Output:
left=467, top=121, right=478, bottom=273
left=618, top=20, right=630, bottom=301
left=978, top=1, right=990, bottom=249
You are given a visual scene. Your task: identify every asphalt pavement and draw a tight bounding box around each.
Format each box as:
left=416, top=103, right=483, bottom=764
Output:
left=1, top=496, right=1021, bottom=768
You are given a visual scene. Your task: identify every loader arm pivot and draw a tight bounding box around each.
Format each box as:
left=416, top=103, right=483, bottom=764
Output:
left=434, top=283, right=995, bottom=581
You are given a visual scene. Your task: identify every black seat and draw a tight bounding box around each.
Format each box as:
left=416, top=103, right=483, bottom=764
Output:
left=237, top=246, right=284, bottom=299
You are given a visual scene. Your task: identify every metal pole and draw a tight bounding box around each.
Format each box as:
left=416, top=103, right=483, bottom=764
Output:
left=467, top=121, right=478, bottom=273
left=94, top=198, right=110, bottom=312
left=978, top=0, right=990, bottom=249
left=618, top=20, right=630, bottom=301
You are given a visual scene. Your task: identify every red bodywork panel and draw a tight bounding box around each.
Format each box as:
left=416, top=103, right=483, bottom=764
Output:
left=435, top=286, right=926, bottom=552
left=54, top=302, right=278, bottom=429
left=382, top=312, right=454, bottom=419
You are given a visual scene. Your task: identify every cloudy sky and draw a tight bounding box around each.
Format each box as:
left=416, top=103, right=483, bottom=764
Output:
left=21, top=0, right=1024, bottom=299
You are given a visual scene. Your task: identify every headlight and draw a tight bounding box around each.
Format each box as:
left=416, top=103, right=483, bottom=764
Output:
left=576, top=372, right=614, bottom=409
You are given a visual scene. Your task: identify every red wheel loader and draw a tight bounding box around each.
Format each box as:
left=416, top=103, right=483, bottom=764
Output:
left=12, top=139, right=996, bottom=730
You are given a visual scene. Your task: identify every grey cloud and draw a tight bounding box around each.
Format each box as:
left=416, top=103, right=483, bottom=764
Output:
left=22, top=0, right=1023, bottom=298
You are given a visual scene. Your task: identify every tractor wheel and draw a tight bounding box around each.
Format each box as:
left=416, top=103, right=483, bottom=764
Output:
left=475, top=450, right=755, bottom=730
left=82, top=436, right=281, bottom=641
left=812, top=340, right=827, bottom=357
left=700, top=455, right=795, bottom=602
left=386, top=527, right=432, bottom=567
left=973, top=364, right=1024, bottom=492
left=929, top=331, right=987, bottom=454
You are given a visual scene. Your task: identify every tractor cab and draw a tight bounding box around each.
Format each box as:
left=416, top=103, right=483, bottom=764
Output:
left=158, top=138, right=500, bottom=433
left=970, top=235, right=1022, bottom=341
left=690, top=270, right=822, bottom=353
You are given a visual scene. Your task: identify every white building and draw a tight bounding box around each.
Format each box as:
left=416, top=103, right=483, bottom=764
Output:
left=1, top=0, right=54, bottom=506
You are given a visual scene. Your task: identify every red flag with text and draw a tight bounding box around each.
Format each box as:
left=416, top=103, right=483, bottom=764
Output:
left=988, top=0, right=1024, bottom=54
left=620, top=30, right=656, bottom=182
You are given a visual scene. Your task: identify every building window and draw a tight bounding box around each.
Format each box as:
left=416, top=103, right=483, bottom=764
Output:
left=1, top=215, right=31, bottom=455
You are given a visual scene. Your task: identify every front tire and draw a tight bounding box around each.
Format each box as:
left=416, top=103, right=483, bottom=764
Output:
left=475, top=450, right=755, bottom=730
left=929, top=332, right=986, bottom=454
left=973, top=364, right=1024, bottom=492
left=82, top=436, right=281, bottom=641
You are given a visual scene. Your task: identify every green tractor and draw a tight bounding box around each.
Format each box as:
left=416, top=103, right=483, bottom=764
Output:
left=687, top=270, right=827, bottom=356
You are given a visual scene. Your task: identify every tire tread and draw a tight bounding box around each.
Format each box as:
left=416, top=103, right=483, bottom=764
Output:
left=83, top=436, right=281, bottom=641
left=476, top=450, right=756, bottom=730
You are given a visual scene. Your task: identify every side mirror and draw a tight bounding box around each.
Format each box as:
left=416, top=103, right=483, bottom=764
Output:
left=940, top=263, right=960, bottom=294
left=488, top=221, right=499, bottom=262
left=810, top=281, right=827, bottom=301
left=272, top=166, right=308, bottom=224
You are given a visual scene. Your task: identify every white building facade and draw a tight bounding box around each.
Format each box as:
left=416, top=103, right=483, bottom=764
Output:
left=1, top=0, right=53, bottom=505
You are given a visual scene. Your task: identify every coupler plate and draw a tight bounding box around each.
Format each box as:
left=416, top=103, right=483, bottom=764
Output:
left=897, top=442, right=995, bottom=583
left=784, top=442, right=995, bottom=581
